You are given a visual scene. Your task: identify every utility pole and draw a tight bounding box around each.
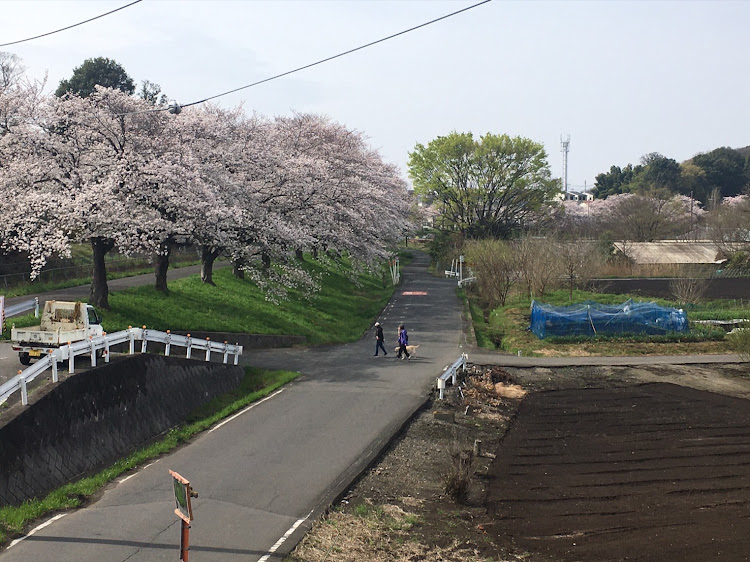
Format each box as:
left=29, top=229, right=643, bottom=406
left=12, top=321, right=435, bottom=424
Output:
left=560, top=134, right=570, bottom=197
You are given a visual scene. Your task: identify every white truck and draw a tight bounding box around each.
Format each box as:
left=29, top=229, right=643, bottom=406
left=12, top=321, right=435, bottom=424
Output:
left=11, top=300, right=103, bottom=365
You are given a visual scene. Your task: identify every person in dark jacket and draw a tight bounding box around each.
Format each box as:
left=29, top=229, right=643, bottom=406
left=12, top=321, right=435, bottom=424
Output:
left=397, top=324, right=410, bottom=360
left=374, top=322, right=387, bottom=356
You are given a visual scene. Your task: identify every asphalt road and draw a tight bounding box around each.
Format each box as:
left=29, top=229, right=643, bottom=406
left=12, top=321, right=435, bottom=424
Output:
left=0, top=252, right=467, bottom=561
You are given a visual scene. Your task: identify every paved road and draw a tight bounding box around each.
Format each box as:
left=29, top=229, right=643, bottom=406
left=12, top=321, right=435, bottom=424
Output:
left=2, top=262, right=225, bottom=313
left=0, top=252, right=467, bottom=561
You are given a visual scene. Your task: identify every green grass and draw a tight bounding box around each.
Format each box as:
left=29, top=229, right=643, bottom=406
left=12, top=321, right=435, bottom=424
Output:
left=467, top=288, right=750, bottom=357
left=102, top=257, right=393, bottom=345
left=0, top=366, right=298, bottom=545
left=2, top=256, right=394, bottom=344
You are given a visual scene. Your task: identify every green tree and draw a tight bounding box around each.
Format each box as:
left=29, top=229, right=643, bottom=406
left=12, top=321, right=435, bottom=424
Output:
left=692, top=147, right=749, bottom=199
left=138, top=80, right=167, bottom=106
left=55, top=57, right=135, bottom=98
left=678, top=161, right=710, bottom=203
left=408, top=132, right=558, bottom=239
left=593, top=163, right=643, bottom=198
left=637, top=153, right=682, bottom=192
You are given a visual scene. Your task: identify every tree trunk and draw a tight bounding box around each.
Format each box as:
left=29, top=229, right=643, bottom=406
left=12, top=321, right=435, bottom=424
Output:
left=312, top=246, right=318, bottom=259
left=155, top=242, right=171, bottom=293
left=201, top=246, right=220, bottom=285
left=89, top=237, right=115, bottom=310
left=233, top=259, right=245, bottom=279
left=295, top=248, right=304, bottom=261
left=262, top=252, right=271, bottom=272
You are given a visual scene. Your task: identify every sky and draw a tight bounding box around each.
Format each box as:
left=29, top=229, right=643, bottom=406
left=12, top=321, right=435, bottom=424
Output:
left=2, top=0, right=750, bottom=192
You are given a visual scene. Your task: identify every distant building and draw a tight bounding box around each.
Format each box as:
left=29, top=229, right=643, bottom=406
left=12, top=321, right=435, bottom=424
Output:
left=564, top=190, right=594, bottom=202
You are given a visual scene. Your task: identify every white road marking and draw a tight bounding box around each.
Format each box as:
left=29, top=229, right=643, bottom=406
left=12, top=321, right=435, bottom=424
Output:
left=258, top=510, right=312, bottom=562
left=208, top=388, right=285, bottom=434
left=115, top=454, right=159, bottom=484
left=8, top=513, right=66, bottom=549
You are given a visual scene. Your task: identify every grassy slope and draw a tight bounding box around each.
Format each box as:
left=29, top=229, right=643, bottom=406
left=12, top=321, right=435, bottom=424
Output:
left=5, top=257, right=394, bottom=345
left=104, top=259, right=391, bottom=344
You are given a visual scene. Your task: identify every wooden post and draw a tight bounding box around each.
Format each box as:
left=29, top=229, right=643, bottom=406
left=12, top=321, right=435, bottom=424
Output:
left=180, top=520, right=190, bottom=561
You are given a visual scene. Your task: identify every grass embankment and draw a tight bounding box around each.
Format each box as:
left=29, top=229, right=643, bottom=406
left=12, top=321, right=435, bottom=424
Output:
left=102, top=258, right=392, bottom=344
left=467, top=288, right=750, bottom=357
left=4, top=256, right=395, bottom=344
left=0, top=367, right=297, bottom=545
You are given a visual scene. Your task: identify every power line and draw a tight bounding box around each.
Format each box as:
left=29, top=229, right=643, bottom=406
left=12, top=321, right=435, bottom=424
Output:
left=168, top=0, right=491, bottom=112
left=0, top=0, right=143, bottom=48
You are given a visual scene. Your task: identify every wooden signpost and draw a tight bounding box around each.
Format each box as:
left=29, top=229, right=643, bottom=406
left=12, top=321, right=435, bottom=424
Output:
left=169, top=470, right=197, bottom=561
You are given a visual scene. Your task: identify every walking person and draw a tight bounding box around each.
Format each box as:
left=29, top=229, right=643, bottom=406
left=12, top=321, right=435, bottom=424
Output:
left=374, top=322, right=387, bottom=356
left=396, top=323, right=410, bottom=360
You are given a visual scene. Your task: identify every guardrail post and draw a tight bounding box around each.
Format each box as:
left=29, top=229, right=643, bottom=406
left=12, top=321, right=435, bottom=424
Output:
left=104, top=335, right=110, bottom=363
left=222, top=342, right=229, bottom=364
left=34, top=297, right=39, bottom=318
left=205, top=338, right=211, bottom=362
left=51, top=356, right=58, bottom=383
left=234, top=346, right=240, bottom=365
left=165, top=330, right=172, bottom=357
left=437, top=377, right=446, bottom=400
left=186, top=335, right=192, bottom=359
left=141, top=326, right=148, bottom=353
left=68, top=342, right=75, bottom=374
left=129, top=326, right=135, bottom=355
left=20, top=373, right=28, bottom=405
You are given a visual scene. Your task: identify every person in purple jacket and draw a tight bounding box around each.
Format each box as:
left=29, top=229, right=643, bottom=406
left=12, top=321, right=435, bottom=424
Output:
left=397, top=324, right=410, bottom=360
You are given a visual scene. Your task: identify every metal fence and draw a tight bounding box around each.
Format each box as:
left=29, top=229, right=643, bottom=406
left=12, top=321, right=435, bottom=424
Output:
left=0, top=327, right=243, bottom=406
left=437, top=353, right=468, bottom=400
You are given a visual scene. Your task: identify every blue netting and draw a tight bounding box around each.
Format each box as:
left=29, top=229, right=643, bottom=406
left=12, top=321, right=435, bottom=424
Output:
left=529, top=299, right=688, bottom=339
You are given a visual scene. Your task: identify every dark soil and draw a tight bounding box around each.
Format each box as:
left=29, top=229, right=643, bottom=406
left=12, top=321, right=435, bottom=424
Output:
left=290, top=362, right=750, bottom=561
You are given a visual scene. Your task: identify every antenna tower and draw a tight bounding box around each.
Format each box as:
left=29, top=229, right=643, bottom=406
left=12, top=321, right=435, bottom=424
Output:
left=560, top=134, right=570, bottom=195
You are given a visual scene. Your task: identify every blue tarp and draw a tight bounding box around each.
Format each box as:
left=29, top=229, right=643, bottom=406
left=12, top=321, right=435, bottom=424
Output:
left=529, top=299, right=688, bottom=339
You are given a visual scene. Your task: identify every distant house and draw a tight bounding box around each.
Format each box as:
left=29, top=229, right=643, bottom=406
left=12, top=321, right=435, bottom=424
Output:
left=564, top=190, right=594, bottom=202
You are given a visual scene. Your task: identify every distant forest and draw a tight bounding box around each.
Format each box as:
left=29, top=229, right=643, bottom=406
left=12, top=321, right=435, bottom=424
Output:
left=593, top=145, right=750, bottom=204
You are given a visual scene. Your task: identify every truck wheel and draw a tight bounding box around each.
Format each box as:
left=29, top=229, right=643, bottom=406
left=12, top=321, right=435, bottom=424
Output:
left=19, top=353, right=31, bottom=366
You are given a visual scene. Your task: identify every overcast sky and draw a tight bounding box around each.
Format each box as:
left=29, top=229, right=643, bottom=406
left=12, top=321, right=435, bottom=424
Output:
left=2, top=0, right=749, bottom=191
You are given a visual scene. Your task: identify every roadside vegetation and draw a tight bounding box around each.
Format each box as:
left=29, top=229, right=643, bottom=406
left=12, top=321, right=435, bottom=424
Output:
left=3, top=255, right=397, bottom=345
left=0, top=367, right=298, bottom=545
left=425, top=234, right=750, bottom=357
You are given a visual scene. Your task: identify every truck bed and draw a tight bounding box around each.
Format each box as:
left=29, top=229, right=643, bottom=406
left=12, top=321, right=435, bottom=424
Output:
left=11, top=326, right=90, bottom=347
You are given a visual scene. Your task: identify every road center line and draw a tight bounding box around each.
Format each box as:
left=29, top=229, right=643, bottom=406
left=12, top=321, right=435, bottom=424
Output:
left=208, top=388, right=285, bottom=434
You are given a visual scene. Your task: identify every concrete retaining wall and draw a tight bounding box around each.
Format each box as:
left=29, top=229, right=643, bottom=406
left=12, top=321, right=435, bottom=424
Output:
left=0, top=355, right=243, bottom=506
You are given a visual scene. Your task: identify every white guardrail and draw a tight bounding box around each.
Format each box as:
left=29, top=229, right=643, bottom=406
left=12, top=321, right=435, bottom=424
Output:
left=437, top=353, right=468, bottom=400
left=0, top=328, right=243, bottom=406
left=4, top=297, right=39, bottom=318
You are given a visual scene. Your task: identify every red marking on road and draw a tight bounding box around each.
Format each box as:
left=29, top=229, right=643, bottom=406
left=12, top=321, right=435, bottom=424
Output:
left=402, top=291, right=428, bottom=296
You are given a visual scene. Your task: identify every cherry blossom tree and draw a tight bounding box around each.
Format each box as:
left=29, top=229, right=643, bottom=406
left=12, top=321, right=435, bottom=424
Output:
left=2, top=78, right=412, bottom=305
